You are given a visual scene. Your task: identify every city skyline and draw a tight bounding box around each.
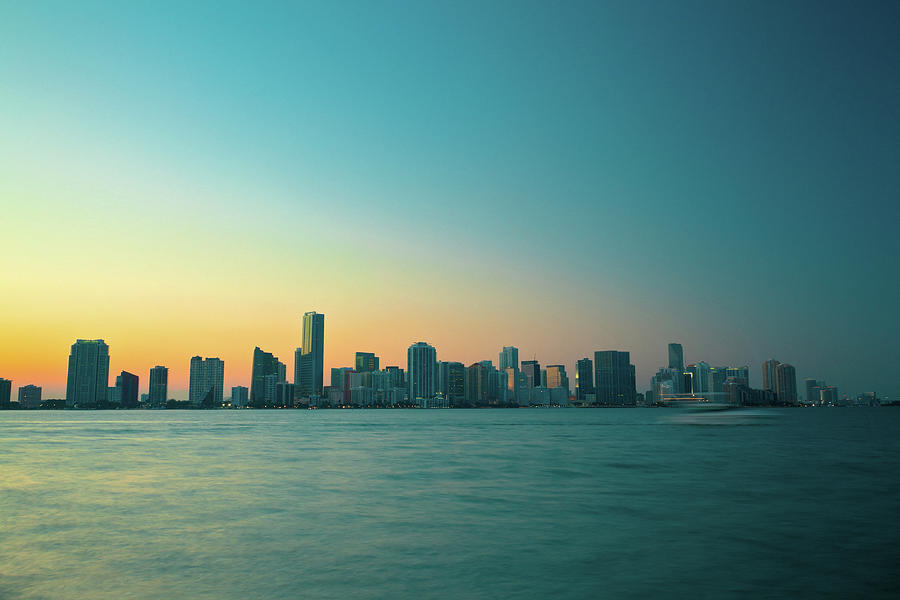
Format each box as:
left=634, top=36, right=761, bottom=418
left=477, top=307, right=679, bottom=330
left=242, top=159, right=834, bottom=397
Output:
left=0, top=312, right=884, bottom=402
left=1, top=2, right=898, bottom=399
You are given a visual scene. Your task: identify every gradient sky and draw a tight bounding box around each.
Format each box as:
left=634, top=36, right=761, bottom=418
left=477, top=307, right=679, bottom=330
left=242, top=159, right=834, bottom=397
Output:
left=1, top=1, right=898, bottom=399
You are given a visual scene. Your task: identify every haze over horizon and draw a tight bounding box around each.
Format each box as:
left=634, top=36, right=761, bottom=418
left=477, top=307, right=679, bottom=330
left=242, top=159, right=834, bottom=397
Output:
left=2, top=1, right=898, bottom=399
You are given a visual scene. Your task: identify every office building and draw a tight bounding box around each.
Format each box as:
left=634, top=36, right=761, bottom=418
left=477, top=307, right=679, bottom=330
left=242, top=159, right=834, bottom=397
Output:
left=189, top=356, right=224, bottom=406
left=545, top=365, right=569, bottom=393
left=17, top=384, right=42, bottom=409
left=293, top=347, right=303, bottom=395
left=668, top=343, right=684, bottom=373
left=65, top=339, right=110, bottom=407
left=149, top=365, right=168, bottom=408
left=762, top=359, right=780, bottom=392
left=465, top=362, right=490, bottom=407
left=575, top=358, right=594, bottom=404
left=594, top=350, right=636, bottom=406
left=355, top=352, right=379, bottom=372
left=499, top=346, right=519, bottom=372
left=299, top=311, right=325, bottom=397
left=521, top=360, right=541, bottom=387
left=407, top=341, right=436, bottom=401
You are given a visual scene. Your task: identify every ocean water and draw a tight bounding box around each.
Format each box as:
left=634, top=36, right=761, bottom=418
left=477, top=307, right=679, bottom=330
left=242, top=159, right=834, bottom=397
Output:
left=1, top=409, right=898, bottom=599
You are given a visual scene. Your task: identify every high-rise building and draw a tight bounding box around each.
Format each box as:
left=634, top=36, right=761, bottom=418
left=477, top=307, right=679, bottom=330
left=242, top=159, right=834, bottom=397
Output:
left=293, top=347, right=303, bottom=395
left=545, top=365, right=569, bottom=393
left=668, top=343, right=684, bottom=373
left=275, top=382, right=295, bottom=407
left=17, top=384, right=41, bottom=409
left=299, top=312, right=325, bottom=397
left=0, top=378, right=11, bottom=408
left=575, top=358, right=594, bottom=404
left=499, top=346, right=519, bottom=372
left=594, top=351, right=636, bottom=406
left=465, top=362, right=490, bottom=407
left=407, top=342, right=436, bottom=401
left=355, top=352, right=380, bottom=372
left=189, top=356, right=224, bottom=406
left=446, top=362, right=465, bottom=405
left=149, top=366, right=168, bottom=408
left=65, top=339, right=110, bottom=407
left=687, top=361, right=711, bottom=394
left=521, top=360, right=541, bottom=387
left=775, top=363, right=797, bottom=404
left=805, top=378, right=821, bottom=405
left=762, top=359, right=780, bottom=392
left=251, top=347, right=284, bottom=405
left=117, top=371, right=139, bottom=408
left=820, top=386, right=839, bottom=405
left=231, top=385, right=249, bottom=407
left=384, top=366, right=405, bottom=389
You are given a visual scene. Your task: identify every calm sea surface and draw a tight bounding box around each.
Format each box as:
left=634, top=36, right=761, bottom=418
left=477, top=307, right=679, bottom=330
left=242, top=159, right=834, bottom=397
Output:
left=2, top=409, right=898, bottom=599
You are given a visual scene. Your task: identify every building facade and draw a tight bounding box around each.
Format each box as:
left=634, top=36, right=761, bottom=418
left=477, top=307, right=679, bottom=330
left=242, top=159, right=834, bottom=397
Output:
left=65, top=339, right=110, bottom=407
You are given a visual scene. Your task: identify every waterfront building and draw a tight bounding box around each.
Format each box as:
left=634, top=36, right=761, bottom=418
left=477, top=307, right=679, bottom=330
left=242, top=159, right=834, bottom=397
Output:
left=299, top=311, right=325, bottom=397
left=805, top=378, right=821, bottom=405
left=775, top=363, right=798, bottom=404
left=149, top=366, right=168, bottom=408
left=762, top=359, right=780, bottom=392
left=594, top=351, right=636, bottom=406
left=189, top=356, right=224, bottom=406
left=545, top=365, right=569, bottom=394
left=0, top=378, right=11, bottom=408
left=407, top=342, right=437, bottom=401
left=17, top=384, right=41, bottom=409
left=231, top=385, right=249, bottom=407
left=65, top=339, right=110, bottom=408
left=117, top=371, right=139, bottom=408
left=251, top=347, right=285, bottom=405
left=575, top=358, right=594, bottom=404
left=293, top=347, right=302, bottom=395
left=465, top=362, right=490, bottom=407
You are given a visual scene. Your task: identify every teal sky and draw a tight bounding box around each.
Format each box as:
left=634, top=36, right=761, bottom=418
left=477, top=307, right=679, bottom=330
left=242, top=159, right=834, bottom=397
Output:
left=1, top=1, right=898, bottom=398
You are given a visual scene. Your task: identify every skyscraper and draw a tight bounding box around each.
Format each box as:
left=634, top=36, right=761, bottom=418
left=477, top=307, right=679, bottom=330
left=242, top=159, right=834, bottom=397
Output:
left=299, top=311, right=325, bottom=397
left=521, top=360, right=541, bottom=387
left=668, top=343, right=684, bottom=373
left=0, top=378, right=11, bottom=408
left=545, top=365, right=569, bottom=393
left=355, top=352, right=380, bottom=372
left=762, top=359, right=780, bottom=392
left=65, top=339, right=110, bottom=407
left=465, top=362, right=490, bottom=407
left=499, top=346, right=519, bottom=372
left=189, top=356, right=224, bottom=406
left=594, top=350, right=636, bottom=406
left=575, top=357, right=594, bottom=404
left=293, top=347, right=303, bottom=395
left=149, top=365, right=168, bottom=408
left=775, top=363, right=797, bottom=404
left=407, top=341, right=436, bottom=401
left=17, top=384, right=41, bottom=409
left=805, top=378, right=821, bottom=405
left=117, top=371, right=139, bottom=408
left=231, top=385, right=249, bottom=407
left=251, top=347, right=284, bottom=405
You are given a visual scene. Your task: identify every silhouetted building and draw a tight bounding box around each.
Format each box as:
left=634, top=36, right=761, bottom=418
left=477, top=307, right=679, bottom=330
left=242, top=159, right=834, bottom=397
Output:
left=354, top=352, right=379, bottom=372
left=521, top=360, right=541, bottom=387
left=293, top=347, right=303, bottom=396
left=775, top=363, right=797, bottom=404
left=407, top=342, right=436, bottom=401
left=275, top=382, right=295, bottom=407
left=189, top=356, right=224, bottom=406
left=0, top=378, right=11, bottom=408
left=465, top=362, right=490, bottom=407
left=17, top=384, right=41, bottom=409
left=149, top=365, right=168, bottom=408
left=668, top=343, right=684, bottom=373
left=299, top=311, right=325, bottom=397
left=762, top=359, right=780, bottom=392
left=251, top=347, right=284, bottom=405
left=66, top=339, right=110, bottom=407
left=820, top=386, right=839, bottom=405
left=117, top=371, right=139, bottom=408
left=575, top=357, right=594, bottom=404
left=231, top=385, right=248, bottom=407
left=805, top=378, right=822, bottom=405
left=594, top=350, right=636, bottom=406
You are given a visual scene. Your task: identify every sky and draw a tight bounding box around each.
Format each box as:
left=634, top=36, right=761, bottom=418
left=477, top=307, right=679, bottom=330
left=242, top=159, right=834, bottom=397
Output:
left=1, top=0, right=898, bottom=400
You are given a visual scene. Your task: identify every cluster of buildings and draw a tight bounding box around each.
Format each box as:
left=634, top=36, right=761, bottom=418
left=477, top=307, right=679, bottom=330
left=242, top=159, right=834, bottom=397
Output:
left=0, top=312, right=886, bottom=410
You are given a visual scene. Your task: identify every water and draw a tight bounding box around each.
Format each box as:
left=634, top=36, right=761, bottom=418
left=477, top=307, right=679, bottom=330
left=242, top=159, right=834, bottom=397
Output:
left=2, top=409, right=898, bottom=599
